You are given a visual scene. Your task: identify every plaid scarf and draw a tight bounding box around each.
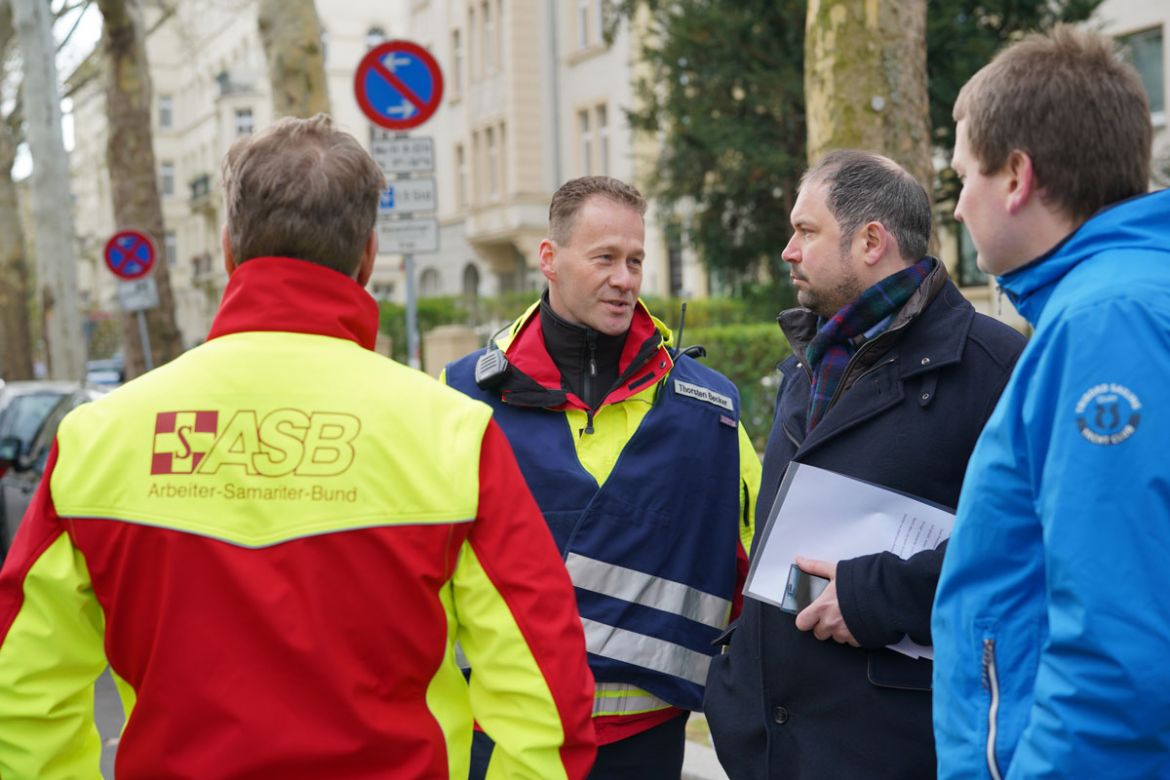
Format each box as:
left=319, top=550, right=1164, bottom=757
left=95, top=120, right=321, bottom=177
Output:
left=804, top=258, right=933, bottom=432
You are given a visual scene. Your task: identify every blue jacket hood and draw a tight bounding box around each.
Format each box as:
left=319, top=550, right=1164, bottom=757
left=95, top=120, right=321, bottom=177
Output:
left=999, top=189, right=1170, bottom=324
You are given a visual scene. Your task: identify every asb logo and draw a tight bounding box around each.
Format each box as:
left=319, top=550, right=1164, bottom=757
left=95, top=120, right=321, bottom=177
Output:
left=152, top=411, right=218, bottom=474
left=151, top=409, right=361, bottom=476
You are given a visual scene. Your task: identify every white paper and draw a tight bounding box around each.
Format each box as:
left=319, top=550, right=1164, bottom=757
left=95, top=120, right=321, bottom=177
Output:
left=745, top=463, right=955, bottom=660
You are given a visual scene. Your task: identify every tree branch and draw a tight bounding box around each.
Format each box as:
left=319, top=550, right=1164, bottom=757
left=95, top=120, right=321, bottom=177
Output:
left=55, top=0, right=93, bottom=52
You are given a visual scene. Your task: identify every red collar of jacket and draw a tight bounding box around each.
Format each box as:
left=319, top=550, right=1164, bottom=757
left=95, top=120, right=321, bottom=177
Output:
left=503, top=300, right=672, bottom=411
left=206, top=256, right=379, bottom=350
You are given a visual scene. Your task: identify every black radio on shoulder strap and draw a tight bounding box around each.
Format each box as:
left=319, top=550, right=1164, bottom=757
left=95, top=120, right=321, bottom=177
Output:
left=475, top=327, right=513, bottom=390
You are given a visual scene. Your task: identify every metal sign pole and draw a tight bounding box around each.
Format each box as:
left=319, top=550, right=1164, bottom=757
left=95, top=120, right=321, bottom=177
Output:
left=136, top=310, right=154, bottom=371
left=404, top=253, right=420, bottom=369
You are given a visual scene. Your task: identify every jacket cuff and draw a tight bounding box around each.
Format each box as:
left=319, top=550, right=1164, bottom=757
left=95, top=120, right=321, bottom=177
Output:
left=835, top=554, right=897, bottom=648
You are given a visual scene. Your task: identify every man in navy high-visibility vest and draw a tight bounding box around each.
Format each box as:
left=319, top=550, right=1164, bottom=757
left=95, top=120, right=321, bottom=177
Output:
left=447, top=175, right=761, bottom=779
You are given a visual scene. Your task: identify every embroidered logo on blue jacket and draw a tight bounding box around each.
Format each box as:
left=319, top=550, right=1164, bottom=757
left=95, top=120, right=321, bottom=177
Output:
left=1075, top=383, right=1141, bottom=445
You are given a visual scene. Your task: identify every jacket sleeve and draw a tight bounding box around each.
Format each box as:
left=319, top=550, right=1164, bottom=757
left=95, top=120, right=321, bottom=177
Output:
left=1005, top=302, right=1170, bottom=778
left=0, top=443, right=108, bottom=779
left=835, top=329, right=1021, bottom=649
left=834, top=545, right=944, bottom=648
left=736, top=423, right=761, bottom=556
left=731, top=424, right=761, bottom=621
left=452, top=420, right=597, bottom=780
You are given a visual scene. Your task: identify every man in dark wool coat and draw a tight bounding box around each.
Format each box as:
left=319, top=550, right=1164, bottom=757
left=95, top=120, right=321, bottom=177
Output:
left=704, top=149, right=1026, bottom=780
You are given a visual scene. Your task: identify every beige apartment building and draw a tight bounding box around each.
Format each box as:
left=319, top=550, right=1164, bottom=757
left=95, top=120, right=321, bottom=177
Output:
left=398, top=0, right=706, bottom=305
left=68, top=0, right=707, bottom=350
left=70, top=1, right=410, bottom=348
left=1097, top=0, right=1168, bottom=167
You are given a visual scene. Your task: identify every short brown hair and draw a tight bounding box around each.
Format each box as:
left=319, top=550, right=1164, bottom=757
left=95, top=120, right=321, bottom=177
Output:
left=954, top=25, right=1151, bottom=222
left=221, top=114, right=386, bottom=276
left=548, top=176, right=646, bottom=244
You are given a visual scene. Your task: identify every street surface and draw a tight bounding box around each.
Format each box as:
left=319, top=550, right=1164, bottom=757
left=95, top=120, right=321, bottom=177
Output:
left=95, top=670, right=122, bottom=778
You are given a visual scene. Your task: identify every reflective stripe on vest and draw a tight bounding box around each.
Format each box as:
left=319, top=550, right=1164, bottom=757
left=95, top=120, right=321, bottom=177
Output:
left=567, top=553, right=732, bottom=630
left=580, top=618, right=711, bottom=686
left=592, top=682, right=670, bottom=716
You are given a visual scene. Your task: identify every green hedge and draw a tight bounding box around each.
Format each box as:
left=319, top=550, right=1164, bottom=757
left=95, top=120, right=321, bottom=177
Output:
left=687, top=322, right=792, bottom=450
left=378, top=294, right=793, bottom=449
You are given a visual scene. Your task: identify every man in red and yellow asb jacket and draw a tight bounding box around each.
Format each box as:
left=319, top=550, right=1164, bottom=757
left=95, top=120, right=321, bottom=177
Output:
left=446, top=177, right=761, bottom=779
left=0, top=115, right=595, bottom=780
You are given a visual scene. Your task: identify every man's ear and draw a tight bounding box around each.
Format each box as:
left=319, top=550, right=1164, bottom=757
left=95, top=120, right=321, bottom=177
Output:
left=221, top=225, right=237, bottom=275
left=538, top=238, right=557, bottom=284
left=356, top=230, right=377, bottom=286
left=1005, top=150, right=1037, bottom=215
left=859, top=221, right=893, bottom=267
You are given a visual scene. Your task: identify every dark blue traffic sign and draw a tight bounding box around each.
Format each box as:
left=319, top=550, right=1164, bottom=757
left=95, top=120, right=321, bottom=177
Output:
left=354, top=41, right=444, bottom=131
left=104, top=230, right=156, bottom=281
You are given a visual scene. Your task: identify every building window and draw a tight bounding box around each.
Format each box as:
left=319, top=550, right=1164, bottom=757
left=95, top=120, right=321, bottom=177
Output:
left=956, top=222, right=989, bottom=288
left=366, top=25, right=386, bottom=49
left=486, top=126, right=498, bottom=200
left=593, top=0, right=605, bottom=45
left=495, top=0, right=504, bottom=70
left=462, top=262, right=480, bottom=299
left=160, top=161, right=175, bottom=197
left=578, top=109, right=592, bottom=175
left=498, top=122, right=506, bottom=195
left=164, top=231, right=177, bottom=267
left=1119, top=26, right=1166, bottom=120
left=596, top=104, right=609, bottom=175
left=235, top=108, right=254, bottom=136
left=420, top=267, right=441, bottom=296
left=577, top=0, right=590, bottom=49
left=158, top=94, right=173, bottom=129
left=455, top=143, right=467, bottom=209
left=471, top=7, right=479, bottom=79
left=451, top=29, right=463, bottom=94
left=666, top=222, right=684, bottom=297
left=482, top=1, right=494, bottom=73
left=471, top=130, right=481, bottom=203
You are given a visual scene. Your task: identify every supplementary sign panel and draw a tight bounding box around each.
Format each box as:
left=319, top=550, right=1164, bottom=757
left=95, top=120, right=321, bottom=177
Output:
left=354, top=40, right=444, bottom=131
left=377, top=216, right=439, bottom=253
left=104, top=230, right=156, bottom=281
left=379, top=178, right=437, bottom=215
left=371, top=136, right=435, bottom=174
left=116, top=277, right=159, bottom=312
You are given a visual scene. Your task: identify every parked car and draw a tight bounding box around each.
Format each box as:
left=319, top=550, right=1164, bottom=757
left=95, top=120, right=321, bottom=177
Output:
left=0, top=382, right=107, bottom=563
left=85, top=355, right=125, bottom=388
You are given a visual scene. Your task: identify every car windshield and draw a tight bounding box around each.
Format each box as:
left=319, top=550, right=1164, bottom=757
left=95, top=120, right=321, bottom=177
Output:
left=0, top=393, right=66, bottom=455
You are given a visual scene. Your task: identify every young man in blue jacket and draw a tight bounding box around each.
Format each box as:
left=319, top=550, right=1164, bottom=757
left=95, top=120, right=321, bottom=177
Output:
left=934, top=25, right=1170, bottom=779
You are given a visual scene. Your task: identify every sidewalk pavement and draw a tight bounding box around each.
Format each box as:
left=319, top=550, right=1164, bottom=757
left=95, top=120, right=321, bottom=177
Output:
left=684, top=738, right=729, bottom=780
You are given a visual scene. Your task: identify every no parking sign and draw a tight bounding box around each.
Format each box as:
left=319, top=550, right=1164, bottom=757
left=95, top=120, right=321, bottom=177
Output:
left=104, top=229, right=156, bottom=281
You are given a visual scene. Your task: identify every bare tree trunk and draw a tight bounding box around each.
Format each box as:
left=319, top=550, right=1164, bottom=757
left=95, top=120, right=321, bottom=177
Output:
left=0, top=138, right=35, bottom=381
left=0, top=3, right=34, bottom=380
left=11, top=0, right=86, bottom=380
left=804, top=0, right=932, bottom=194
left=258, top=0, right=330, bottom=118
left=97, top=0, right=182, bottom=378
